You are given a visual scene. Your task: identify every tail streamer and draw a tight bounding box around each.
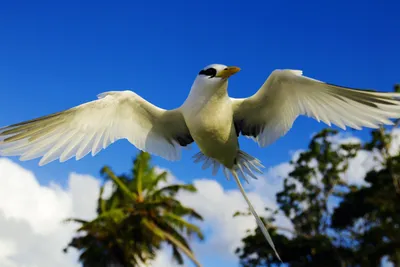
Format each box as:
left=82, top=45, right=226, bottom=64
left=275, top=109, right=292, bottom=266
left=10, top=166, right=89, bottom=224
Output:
left=192, top=149, right=282, bottom=262
left=231, top=170, right=282, bottom=262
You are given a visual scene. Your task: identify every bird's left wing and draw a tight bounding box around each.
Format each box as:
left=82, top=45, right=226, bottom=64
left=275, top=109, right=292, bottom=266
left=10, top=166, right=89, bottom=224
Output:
left=0, top=91, right=193, bottom=165
left=232, top=69, right=400, bottom=147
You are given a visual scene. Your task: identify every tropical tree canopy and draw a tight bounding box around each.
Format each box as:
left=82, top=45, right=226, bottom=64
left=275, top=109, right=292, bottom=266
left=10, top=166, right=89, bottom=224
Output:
left=236, top=125, right=400, bottom=266
left=64, top=151, right=204, bottom=267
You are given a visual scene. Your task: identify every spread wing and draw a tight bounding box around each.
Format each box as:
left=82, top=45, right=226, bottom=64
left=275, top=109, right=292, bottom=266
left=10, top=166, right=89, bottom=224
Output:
left=232, top=69, right=400, bottom=147
left=0, top=90, right=193, bottom=165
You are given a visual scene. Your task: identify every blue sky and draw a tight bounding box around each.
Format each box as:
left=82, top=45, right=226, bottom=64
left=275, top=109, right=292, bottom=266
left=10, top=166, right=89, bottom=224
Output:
left=0, top=1, right=399, bottom=266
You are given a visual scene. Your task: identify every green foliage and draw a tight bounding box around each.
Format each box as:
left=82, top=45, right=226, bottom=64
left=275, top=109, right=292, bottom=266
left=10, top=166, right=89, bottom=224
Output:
left=236, top=110, right=400, bottom=266
left=64, top=151, right=204, bottom=267
left=277, top=129, right=359, bottom=237
left=332, top=127, right=400, bottom=265
left=236, top=129, right=360, bottom=266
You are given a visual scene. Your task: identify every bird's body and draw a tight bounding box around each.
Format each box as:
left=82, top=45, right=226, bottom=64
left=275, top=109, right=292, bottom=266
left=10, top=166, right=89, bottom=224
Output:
left=2, top=63, right=400, bottom=262
left=181, top=78, right=237, bottom=168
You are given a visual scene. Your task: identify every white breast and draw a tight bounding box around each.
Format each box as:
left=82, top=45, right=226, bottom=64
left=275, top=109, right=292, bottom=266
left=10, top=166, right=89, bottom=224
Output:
left=182, top=94, right=238, bottom=167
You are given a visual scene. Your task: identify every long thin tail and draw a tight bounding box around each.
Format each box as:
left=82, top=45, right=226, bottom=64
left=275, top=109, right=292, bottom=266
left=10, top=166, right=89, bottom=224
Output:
left=192, top=150, right=282, bottom=262
left=231, top=169, right=282, bottom=262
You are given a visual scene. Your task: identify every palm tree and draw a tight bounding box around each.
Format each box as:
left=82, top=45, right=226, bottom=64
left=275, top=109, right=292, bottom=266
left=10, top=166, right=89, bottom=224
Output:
left=64, top=152, right=204, bottom=267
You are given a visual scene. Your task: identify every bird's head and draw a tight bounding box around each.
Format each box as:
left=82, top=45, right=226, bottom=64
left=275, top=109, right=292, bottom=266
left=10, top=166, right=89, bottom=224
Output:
left=194, top=64, right=241, bottom=88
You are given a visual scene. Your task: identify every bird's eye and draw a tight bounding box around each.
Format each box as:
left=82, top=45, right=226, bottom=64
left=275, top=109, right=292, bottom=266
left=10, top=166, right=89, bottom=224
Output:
left=198, top=68, right=217, bottom=77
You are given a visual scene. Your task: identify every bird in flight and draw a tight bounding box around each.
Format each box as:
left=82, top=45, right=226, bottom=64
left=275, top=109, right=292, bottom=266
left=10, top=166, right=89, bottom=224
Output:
left=1, top=64, right=400, bottom=261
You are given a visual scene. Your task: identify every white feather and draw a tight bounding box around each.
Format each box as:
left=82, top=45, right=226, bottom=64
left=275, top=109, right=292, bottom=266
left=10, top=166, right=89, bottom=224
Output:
left=232, top=69, right=400, bottom=147
left=0, top=90, right=191, bottom=165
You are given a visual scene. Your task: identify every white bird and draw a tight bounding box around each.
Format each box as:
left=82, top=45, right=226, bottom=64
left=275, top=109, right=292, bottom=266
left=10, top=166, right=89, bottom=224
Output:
left=1, top=64, right=400, bottom=261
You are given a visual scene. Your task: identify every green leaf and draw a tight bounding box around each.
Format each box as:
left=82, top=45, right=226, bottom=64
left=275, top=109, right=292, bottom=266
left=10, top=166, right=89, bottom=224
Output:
left=101, top=166, right=136, bottom=201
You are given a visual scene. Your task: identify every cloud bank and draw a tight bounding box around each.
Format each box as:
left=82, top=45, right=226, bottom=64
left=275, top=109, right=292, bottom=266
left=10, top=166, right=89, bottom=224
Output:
left=0, top=129, right=398, bottom=266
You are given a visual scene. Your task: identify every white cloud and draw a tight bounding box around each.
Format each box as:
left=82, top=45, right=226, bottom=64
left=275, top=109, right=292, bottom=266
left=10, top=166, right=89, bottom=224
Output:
left=331, top=129, right=400, bottom=186
left=0, top=128, right=396, bottom=267
left=149, top=247, right=182, bottom=267
left=179, top=179, right=261, bottom=260
left=0, top=160, right=71, bottom=235
left=177, top=177, right=294, bottom=263
left=0, top=158, right=290, bottom=267
left=152, top=167, right=273, bottom=262
left=0, top=158, right=98, bottom=267
left=389, top=128, right=400, bottom=156
left=341, top=149, right=380, bottom=186
left=0, top=239, right=17, bottom=267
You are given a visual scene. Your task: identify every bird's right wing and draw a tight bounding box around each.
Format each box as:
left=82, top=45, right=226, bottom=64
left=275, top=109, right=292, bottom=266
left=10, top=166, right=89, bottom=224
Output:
left=0, top=91, right=193, bottom=165
left=232, top=69, right=400, bottom=147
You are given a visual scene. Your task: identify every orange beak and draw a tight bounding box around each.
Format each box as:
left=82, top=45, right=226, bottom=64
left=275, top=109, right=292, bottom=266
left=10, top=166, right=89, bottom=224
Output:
left=216, top=66, right=241, bottom=78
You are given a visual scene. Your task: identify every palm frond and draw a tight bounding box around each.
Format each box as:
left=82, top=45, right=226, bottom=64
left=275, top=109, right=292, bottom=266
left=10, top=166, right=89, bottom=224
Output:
left=162, top=212, right=204, bottom=240
left=62, top=218, right=88, bottom=225
left=142, top=219, right=202, bottom=267
left=152, top=184, right=197, bottom=198
left=101, top=166, right=137, bottom=201
left=66, top=151, right=203, bottom=267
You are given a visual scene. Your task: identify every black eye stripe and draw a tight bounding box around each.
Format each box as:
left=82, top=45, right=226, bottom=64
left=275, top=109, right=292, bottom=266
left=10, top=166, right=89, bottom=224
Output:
left=198, top=68, right=217, bottom=77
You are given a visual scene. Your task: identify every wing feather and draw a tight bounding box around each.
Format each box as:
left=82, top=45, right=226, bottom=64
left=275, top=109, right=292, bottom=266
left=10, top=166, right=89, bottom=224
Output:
left=0, top=90, right=193, bottom=165
left=232, top=70, right=400, bottom=147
